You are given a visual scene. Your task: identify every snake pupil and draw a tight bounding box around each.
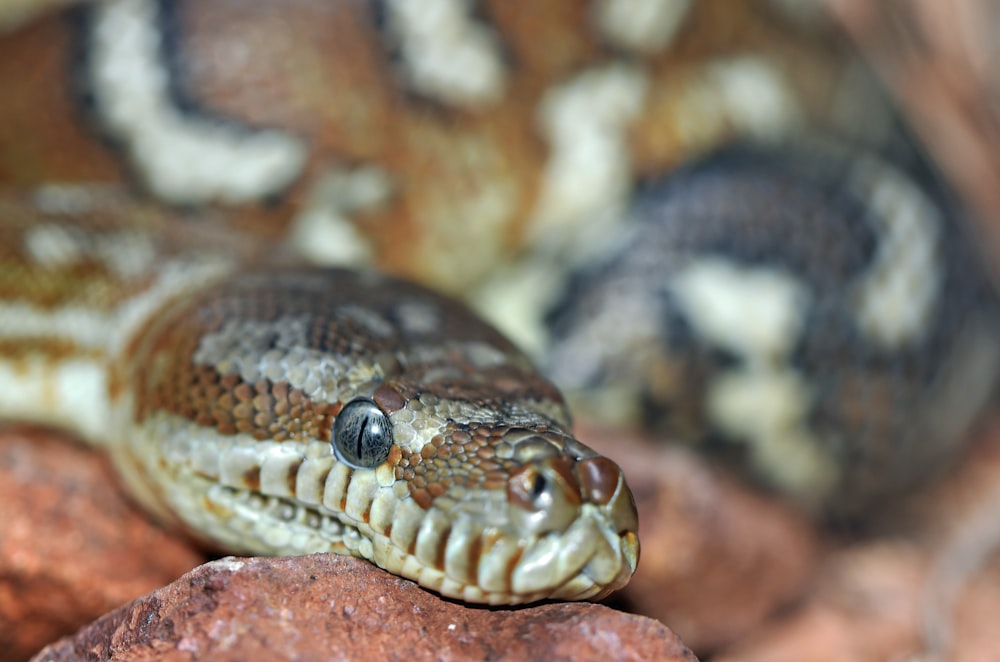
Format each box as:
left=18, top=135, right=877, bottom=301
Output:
left=355, top=424, right=366, bottom=460
left=333, top=398, right=394, bottom=469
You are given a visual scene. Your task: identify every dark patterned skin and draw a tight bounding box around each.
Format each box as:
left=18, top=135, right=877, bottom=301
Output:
left=547, top=141, right=1000, bottom=518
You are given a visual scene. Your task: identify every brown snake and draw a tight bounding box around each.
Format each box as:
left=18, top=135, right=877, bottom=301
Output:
left=0, top=201, right=638, bottom=605
left=3, top=0, right=1000, bottom=609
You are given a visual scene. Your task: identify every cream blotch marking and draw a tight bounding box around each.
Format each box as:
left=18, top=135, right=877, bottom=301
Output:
left=529, top=65, right=648, bottom=242
left=706, top=57, right=803, bottom=138
left=848, top=156, right=942, bottom=348
left=85, top=0, right=306, bottom=204
left=475, top=66, right=647, bottom=353
left=594, top=0, right=691, bottom=54
left=383, top=0, right=507, bottom=107
left=666, top=56, right=803, bottom=154
left=290, top=166, right=393, bottom=267
left=0, top=224, right=235, bottom=442
left=192, top=311, right=394, bottom=403
left=669, top=258, right=838, bottom=501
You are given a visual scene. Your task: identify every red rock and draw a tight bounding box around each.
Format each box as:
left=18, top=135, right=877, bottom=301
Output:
left=33, top=555, right=695, bottom=662
left=0, top=426, right=205, bottom=660
left=716, top=541, right=925, bottom=662
left=717, top=539, right=1000, bottom=662
left=578, top=422, right=821, bottom=653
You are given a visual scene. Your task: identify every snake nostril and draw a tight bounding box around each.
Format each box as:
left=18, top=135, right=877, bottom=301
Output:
left=506, top=458, right=583, bottom=534
left=529, top=472, right=548, bottom=499
left=507, top=465, right=547, bottom=511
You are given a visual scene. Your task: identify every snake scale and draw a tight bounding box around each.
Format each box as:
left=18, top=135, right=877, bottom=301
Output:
left=2, top=0, right=999, bottom=605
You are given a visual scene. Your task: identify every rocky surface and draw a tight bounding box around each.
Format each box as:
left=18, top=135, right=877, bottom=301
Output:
left=0, top=426, right=206, bottom=661
left=33, top=555, right=695, bottom=662
left=717, top=538, right=1000, bottom=662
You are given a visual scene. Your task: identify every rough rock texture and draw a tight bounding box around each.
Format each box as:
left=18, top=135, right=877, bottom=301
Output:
left=578, top=422, right=821, bottom=652
left=0, top=426, right=206, bottom=661
left=33, top=555, right=695, bottom=662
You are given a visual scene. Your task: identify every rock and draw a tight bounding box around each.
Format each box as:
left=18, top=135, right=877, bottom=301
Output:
left=0, top=426, right=205, bottom=660
left=33, top=555, right=695, bottom=662
left=716, top=541, right=926, bottom=661
left=577, top=422, right=821, bottom=652
left=717, top=539, right=1000, bottom=661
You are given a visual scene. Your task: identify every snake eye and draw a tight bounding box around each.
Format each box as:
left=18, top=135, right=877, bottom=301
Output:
left=333, top=398, right=394, bottom=469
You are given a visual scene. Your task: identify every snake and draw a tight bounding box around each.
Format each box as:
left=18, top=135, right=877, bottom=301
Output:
left=0, top=197, right=638, bottom=605
left=1, top=0, right=999, bottom=606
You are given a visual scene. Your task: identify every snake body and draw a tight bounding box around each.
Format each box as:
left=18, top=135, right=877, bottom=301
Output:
left=0, top=201, right=638, bottom=604
left=547, top=142, right=1000, bottom=517
left=2, top=0, right=1000, bottom=606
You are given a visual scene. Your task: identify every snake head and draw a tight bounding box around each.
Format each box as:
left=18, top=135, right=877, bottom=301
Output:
left=499, top=430, right=640, bottom=601
left=348, top=388, right=640, bottom=605
left=119, top=267, right=639, bottom=605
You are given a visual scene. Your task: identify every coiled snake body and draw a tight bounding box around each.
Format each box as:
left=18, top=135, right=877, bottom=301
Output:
left=2, top=0, right=999, bottom=605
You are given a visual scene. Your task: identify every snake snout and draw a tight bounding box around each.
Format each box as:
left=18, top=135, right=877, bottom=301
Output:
left=504, top=432, right=639, bottom=539
left=502, top=433, right=640, bottom=601
left=507, top=457, right=582, bottom=534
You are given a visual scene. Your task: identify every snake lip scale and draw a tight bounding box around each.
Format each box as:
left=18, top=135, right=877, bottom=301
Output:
left=0, top=213, right=639, bottom=605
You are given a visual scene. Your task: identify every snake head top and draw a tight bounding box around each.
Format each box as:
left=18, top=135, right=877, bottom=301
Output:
left=117, top=267, right=639, bottom=604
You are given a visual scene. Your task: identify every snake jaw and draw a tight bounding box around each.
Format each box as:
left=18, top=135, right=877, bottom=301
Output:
left=369, top=474, right=639, bottom=604
left=123, top=409, right=638, bottom=605
left=371, top=431, right=639, bottom=604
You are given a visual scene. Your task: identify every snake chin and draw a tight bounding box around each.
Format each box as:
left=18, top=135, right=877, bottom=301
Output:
left=367, top=503, right=640, bottom=605
left=159, top=470, right=638, bottom=605
left=162, top=483, right=639, bottom=605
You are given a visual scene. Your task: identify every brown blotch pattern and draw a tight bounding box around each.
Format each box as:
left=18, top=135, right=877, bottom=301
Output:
left=154, top=364, right=336, bottom=442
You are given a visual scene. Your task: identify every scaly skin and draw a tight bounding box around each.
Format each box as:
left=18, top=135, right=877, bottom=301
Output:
left=0, top=198, right=639, bottom=605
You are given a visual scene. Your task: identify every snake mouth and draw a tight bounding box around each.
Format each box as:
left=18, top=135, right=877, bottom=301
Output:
left=166, top=469, right=638, bottom=605
left=179, top=478, right=639, bottom=605
left=366, top=447, right=641, bottom=605
left=131, top=416, right=638, bottom=604
left=372, top=508, right=640, bottom=605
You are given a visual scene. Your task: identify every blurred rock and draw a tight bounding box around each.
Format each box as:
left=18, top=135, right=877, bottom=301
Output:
left=0, top=426, right=205, bottom=661
left=716, top=541, right=925, bottom=661
left=34, top=555, right=695, bottom=662
left=716, top=539, right=1000, bottom=662
left=578, top=421, right=821, bottom=652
